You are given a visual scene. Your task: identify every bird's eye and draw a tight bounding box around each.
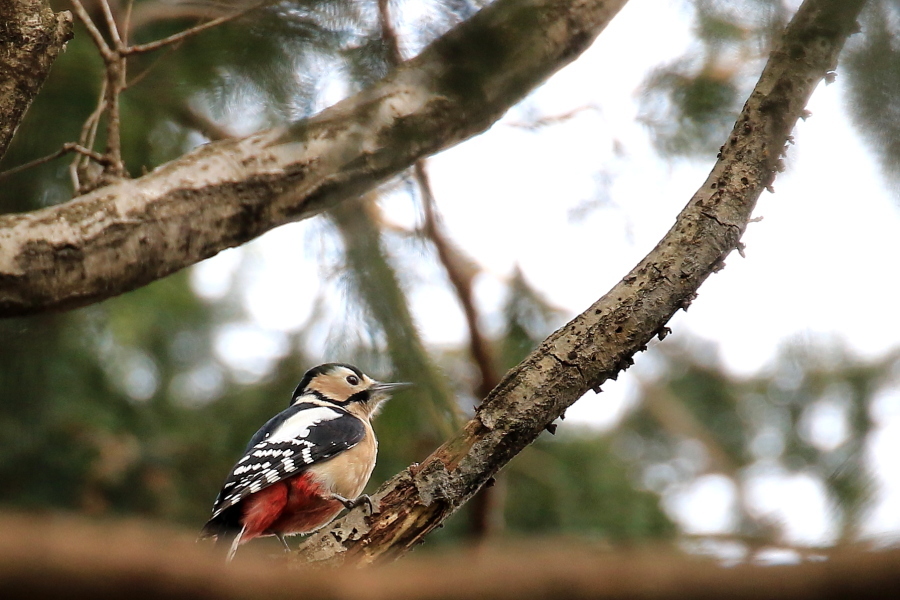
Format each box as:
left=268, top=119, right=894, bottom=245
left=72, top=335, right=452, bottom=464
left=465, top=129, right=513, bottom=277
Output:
left=346, top=375, right=360, bottom=386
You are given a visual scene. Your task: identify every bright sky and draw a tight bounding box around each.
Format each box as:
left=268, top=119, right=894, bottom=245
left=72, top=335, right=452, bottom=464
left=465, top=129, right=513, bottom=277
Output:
left=191, top=0, right=900, bottom=552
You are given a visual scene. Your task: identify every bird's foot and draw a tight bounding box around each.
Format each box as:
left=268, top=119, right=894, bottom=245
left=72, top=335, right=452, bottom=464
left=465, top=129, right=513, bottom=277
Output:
left=330, top=493, right=375, bottom=515
left=275, top=534, right=292, bottom=553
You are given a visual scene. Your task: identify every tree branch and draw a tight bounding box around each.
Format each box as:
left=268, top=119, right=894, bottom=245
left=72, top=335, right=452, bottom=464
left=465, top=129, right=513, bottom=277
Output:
left=293, top=0, right=867, bottom=566
left=330, top=196, right=462, bottom=436
left=417, top=161, right=499, bottom=400
left=0, top=0, right=73, bottom=161
left=1, top=512, right=898, bottom=600
left=122, top=1, right=267, bottom=55
left=0, top=0, right=629, bottom=317
left=380, top=0, right=504, bottom=539
left=0, top=143, right=110, bottom=181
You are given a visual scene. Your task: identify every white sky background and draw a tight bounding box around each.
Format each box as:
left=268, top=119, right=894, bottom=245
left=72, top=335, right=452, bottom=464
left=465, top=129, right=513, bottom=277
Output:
left=192, top=0, right=900, bottom=551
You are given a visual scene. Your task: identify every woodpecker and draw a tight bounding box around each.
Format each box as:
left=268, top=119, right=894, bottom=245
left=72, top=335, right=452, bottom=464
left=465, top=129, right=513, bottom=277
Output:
left=199, top=363, right=407, bottom=560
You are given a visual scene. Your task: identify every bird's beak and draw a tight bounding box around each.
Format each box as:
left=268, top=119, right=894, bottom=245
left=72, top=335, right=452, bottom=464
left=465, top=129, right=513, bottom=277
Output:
left=369, top=381, right=412, bottom=395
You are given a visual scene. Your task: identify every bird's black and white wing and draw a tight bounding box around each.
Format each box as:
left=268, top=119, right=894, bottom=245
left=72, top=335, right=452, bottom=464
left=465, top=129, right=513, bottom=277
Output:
left=207, top=402, right=366, bottom=520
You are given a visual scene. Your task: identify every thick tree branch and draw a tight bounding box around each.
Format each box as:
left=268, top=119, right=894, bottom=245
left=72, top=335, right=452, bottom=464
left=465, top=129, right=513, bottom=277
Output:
left=0, top=0, right=629, bottom=317
left=294, top=0, right=867, bottom=566
left=0, top=0, right=73, bottom=161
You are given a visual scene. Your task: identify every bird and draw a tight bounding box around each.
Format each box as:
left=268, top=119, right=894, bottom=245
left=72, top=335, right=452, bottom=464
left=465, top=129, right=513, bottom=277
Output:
left=199, top=363, right=408, bottom=561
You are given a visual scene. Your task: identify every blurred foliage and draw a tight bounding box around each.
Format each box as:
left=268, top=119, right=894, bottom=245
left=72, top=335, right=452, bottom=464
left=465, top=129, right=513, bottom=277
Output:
left=638, top=0, right=788, bottom=158
left=638, top=0, right=900, bottom=197
left=617, top=337, right=894, bottom=545
left=1, top=0, right=899, bottom=557
left=845, top=0, right=900, bottom=192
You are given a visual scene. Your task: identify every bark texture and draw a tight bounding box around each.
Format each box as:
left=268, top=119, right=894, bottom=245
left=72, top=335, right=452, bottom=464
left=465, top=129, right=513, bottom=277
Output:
left=0, top=0, right=628, bottom=316
left=1, top=513, right=898, bottom=600
left=0, top=0, right=73, bottom=161
left=293, top=0, right=867, bottom=566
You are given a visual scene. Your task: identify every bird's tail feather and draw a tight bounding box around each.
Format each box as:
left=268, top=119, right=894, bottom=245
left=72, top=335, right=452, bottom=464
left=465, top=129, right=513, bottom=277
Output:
left=226, top=526, right=245, bottom=562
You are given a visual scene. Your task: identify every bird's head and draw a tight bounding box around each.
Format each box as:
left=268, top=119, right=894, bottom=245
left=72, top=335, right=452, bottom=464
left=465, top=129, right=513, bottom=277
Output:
left=291, top=363, right=409, bottom=418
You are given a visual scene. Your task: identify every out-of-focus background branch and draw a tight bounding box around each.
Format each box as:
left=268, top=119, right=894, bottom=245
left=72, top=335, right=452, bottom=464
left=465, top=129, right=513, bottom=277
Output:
left=1, top=514, right=899, bottom=600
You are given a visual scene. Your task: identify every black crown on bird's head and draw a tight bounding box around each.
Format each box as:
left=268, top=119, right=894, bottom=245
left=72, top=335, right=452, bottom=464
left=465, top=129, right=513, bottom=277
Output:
left=291, top=363, right=364, bottom=401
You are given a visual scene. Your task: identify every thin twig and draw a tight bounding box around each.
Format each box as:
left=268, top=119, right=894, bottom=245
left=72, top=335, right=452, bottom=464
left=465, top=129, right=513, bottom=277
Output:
left=98, top=0, right=124, bottom=50
left=170, top=103, right=235, bottom=141
left=122, top=1, right=268, bottom=55
left=79, top=79, right=108, bottom=149
left=102, top=63, right=127, bottom=176
left=378, top=0, right=404, bottom=65
left=506, top=104, right=601, bottom=130
left=417, top=162, right=499, bottom=398
left=69, top=0, right=114, bottom=61
left=70, top=79, right=108, bottom=190
left=416, top=163, right=505, bottom=538
left=125, top=43, right=179, bottom=89
left=0, top=143, right=110, bottom=181
left=69, top=0, right=126, bottom=176
left=123, top=0, right=134, bottom=46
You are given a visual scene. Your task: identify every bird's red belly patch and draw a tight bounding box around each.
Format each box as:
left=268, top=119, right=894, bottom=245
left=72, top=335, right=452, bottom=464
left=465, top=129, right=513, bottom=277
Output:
left=240, top=472, right=343, bottom=542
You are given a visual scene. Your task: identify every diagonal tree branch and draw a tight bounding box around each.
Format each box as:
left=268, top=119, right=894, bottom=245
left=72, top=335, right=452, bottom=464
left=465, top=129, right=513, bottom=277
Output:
left=0, top=0, right=73, bottom=162
left=0, top=0, right=629, bottom=317
left=294, top=0, right=867, bottom=566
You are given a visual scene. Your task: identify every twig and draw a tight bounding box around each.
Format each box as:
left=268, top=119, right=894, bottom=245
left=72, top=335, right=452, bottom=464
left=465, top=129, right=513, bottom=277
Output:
left=122, top=0, right=134, bottom=46
left=417, top=162, right=499, bottom=398
left=378, top=0, right=404, bottom=65
left=98, top=0, right=124, bottom=50
left=69, top=0, right=126, bottom=179
left=122, top=1, right=268, bottom=55
left=125, top=43, right=179, bottom=90
left=79, top=79, right=108, bottom=150
left=169, top=103, right=235, bottom=141
left=101, top=63, right=126, bottom=178
left=416, top=161, right=505, bottom=540
left=0, top=143, right=110, bottom=181
left=67, top=0, right=268, bottom=189
left=69, top=0, right=114, bottom=62
left=506, top=104, right=601, bottom=130
left=70, top=79, right=108, bottom=191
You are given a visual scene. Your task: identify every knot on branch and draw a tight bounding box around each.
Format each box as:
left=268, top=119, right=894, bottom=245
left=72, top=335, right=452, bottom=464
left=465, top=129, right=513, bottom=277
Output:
left=413, top=458, right=457, bottom=506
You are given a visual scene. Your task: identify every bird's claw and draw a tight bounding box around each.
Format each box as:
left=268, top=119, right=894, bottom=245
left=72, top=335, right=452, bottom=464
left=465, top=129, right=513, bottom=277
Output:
left=331, top=493, right=375, bottom=515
